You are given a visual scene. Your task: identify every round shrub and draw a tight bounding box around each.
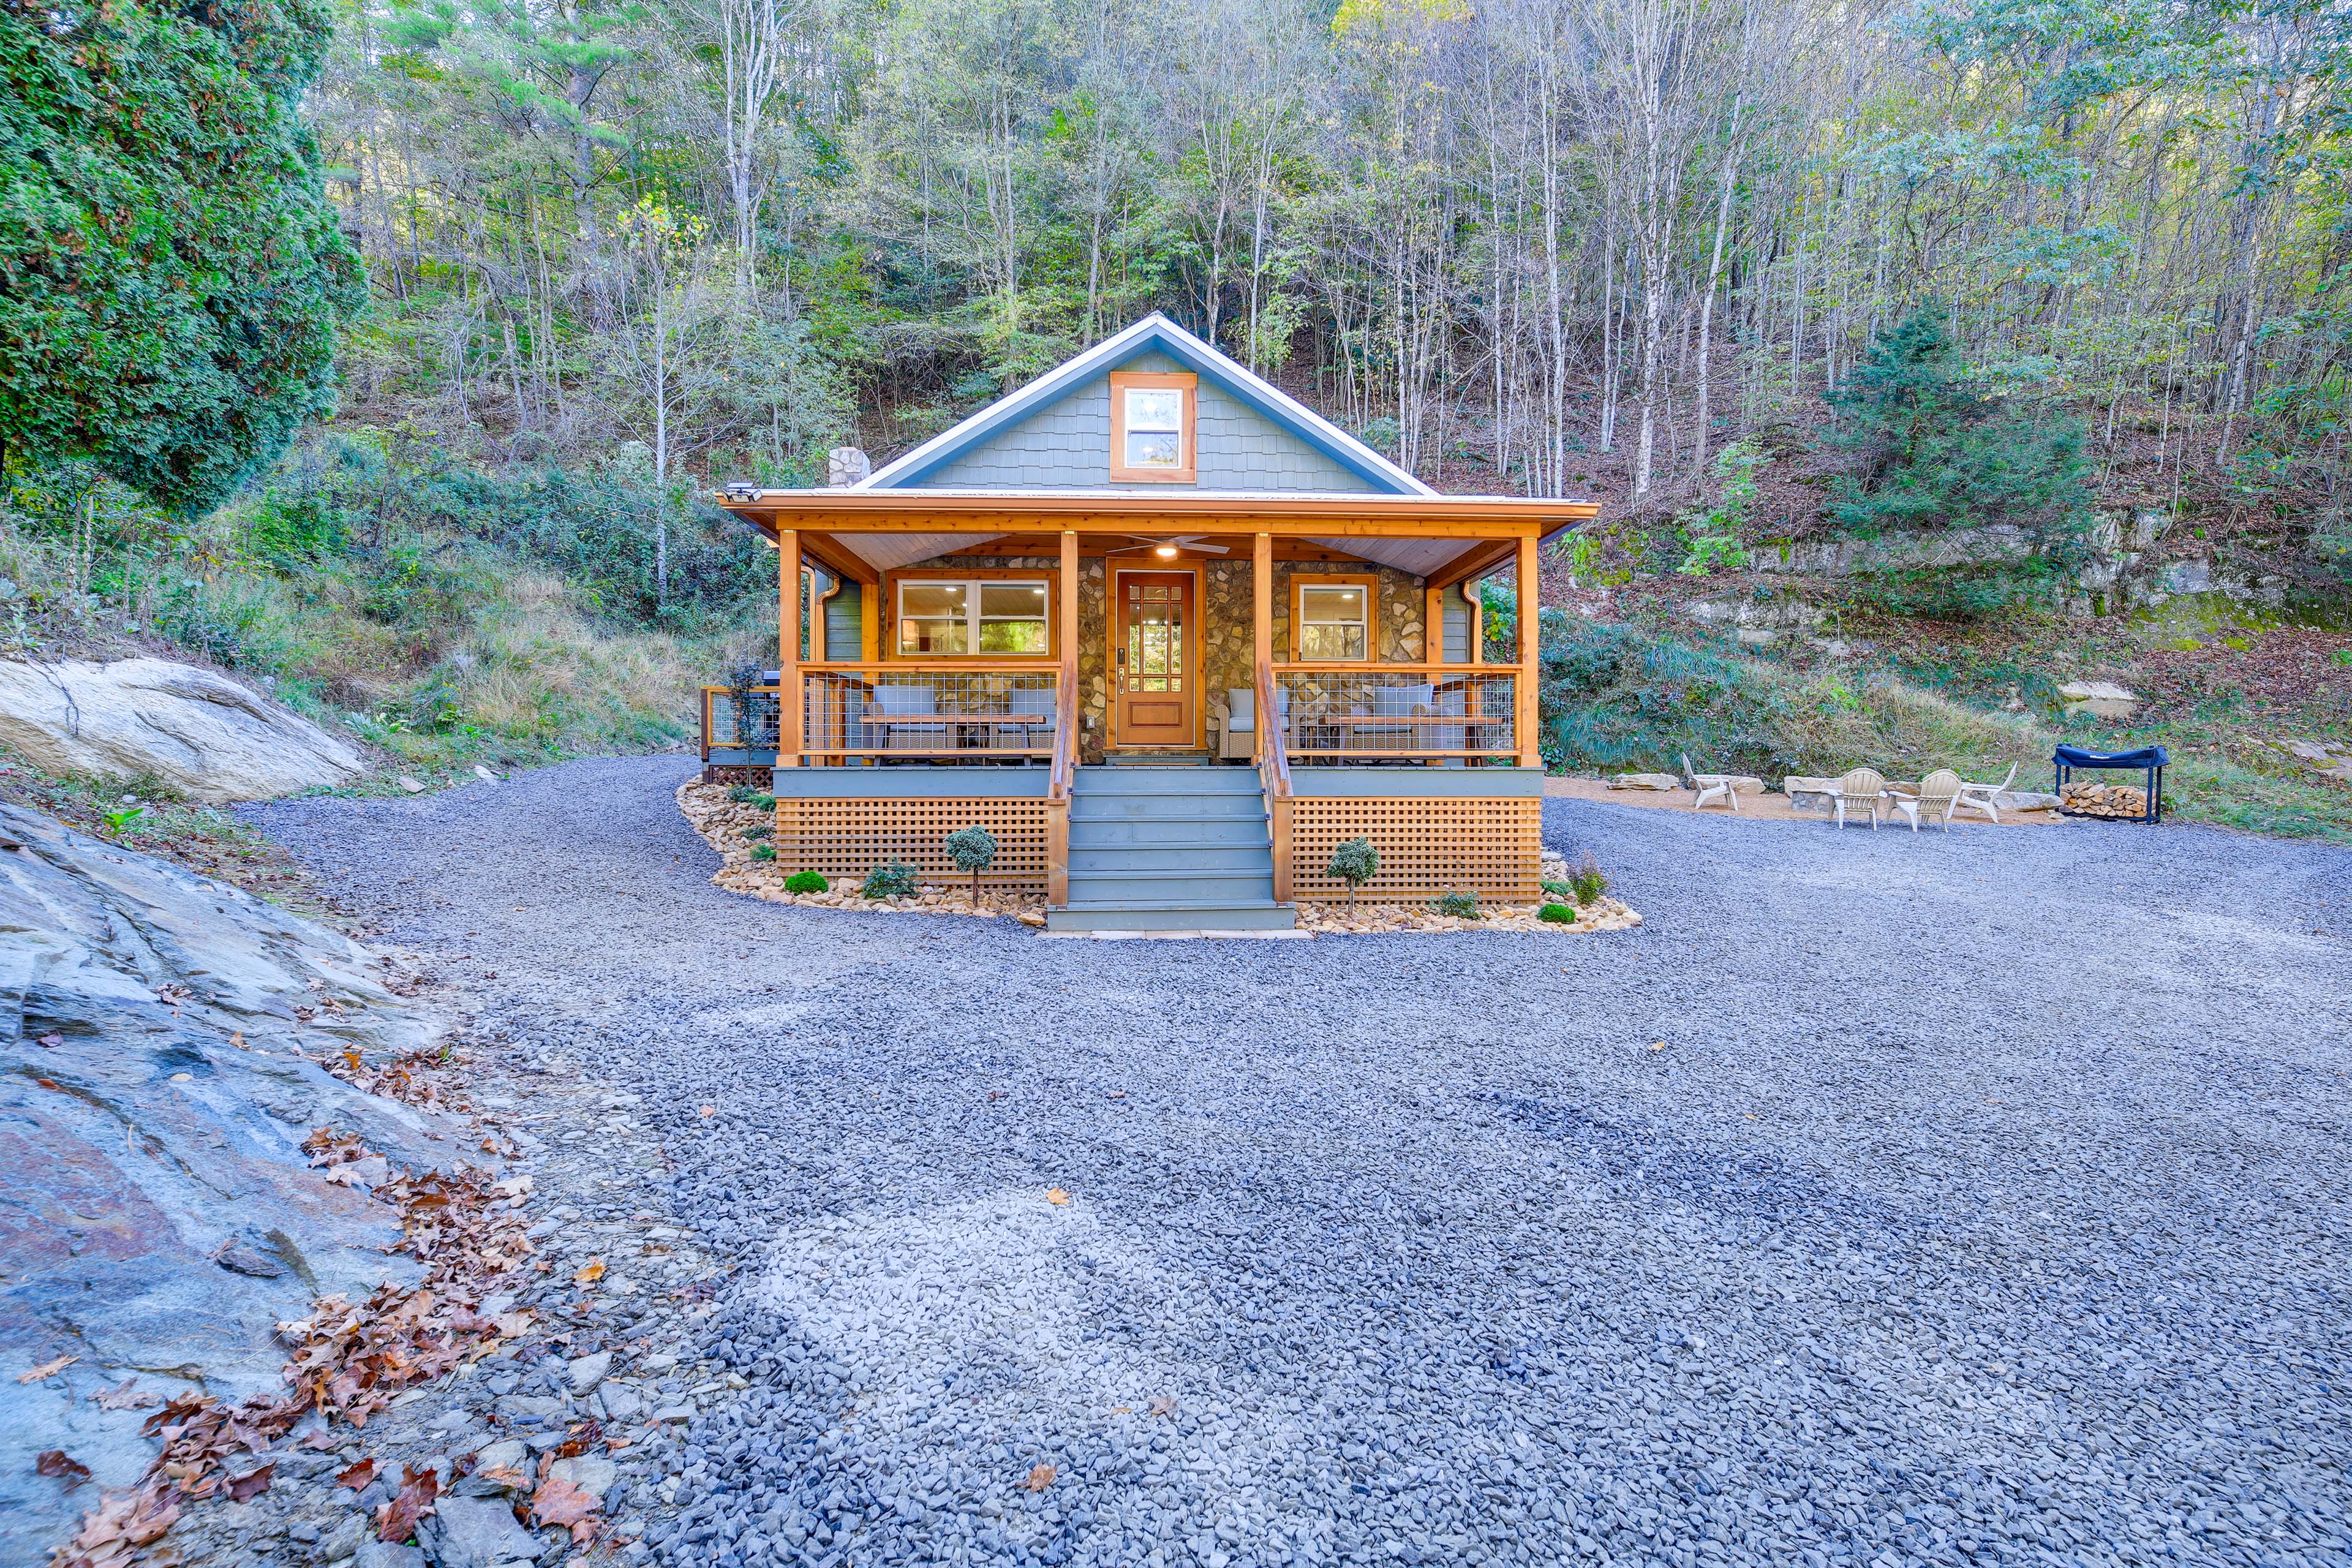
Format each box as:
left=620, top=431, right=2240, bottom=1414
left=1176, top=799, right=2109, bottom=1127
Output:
left=1538, top=902, right=1575, bottom=923
left=1433, top=890, right=1480, bottom=919
left=752, top=793, right=777, bottom=812
left=784, top=870, right=827, bottom=894
left=749, top=843, right=777, bottom=862
left=862, top=862, right=919, bottom=899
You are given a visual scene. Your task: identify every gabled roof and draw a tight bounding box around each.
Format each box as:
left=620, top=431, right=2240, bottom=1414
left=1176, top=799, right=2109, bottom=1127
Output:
left=858, top=313, right=1436, bottom=497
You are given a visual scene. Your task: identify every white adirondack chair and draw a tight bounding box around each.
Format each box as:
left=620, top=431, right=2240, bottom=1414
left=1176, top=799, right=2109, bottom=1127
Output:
left=1680, top=753, right=1742, bottom=812
left=1826, top=767, right=1887, bottom=830
left=1953, top=763, right=2019, bottom=824
left=1888, top=768, right=1966, bottom=831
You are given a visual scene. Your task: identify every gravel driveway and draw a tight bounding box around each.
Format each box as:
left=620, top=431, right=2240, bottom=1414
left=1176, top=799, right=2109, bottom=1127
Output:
left=252, top=757, right=2352, bottom=1568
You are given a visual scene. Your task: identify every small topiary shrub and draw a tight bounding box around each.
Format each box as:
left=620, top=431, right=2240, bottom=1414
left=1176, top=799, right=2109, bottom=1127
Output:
left=785, top=870, right=827, bottom=894
left=1433, top=890, right=1480, bottom=919
left=750, top=843, right=777, bottom=862
left=944, top=824, right=998, bottom=908
left=862, top=862, right=919, bottom=899
left=752, top=793, right=777, bottom=811
left=1567, top=854, right=1608, bottom=906
left=1539, top=902, right=1575, bottom=922
left=1327, top=836, right=1378, bottom=906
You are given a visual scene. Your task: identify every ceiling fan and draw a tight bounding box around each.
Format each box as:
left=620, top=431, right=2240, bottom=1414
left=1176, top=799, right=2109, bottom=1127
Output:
left=1113, top=533, right=1230, bottom=557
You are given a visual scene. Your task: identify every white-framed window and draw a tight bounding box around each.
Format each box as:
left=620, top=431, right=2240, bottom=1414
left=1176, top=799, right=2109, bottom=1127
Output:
left=1123, top=388, right=1185, bottom=470
left=895, top=578, right=1050, bottom=656
left=1294, top=579, right=1373, bottom=662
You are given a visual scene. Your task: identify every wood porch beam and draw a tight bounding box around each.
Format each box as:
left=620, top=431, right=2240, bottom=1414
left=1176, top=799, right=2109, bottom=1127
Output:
left=1253, top=532, right=1273, bottom=759
left=798, top=530, right=877, bottom=586
left=1423, top=537, right=1523, bottom=593
left=778, top=529, right=802, bottom=768
left=740, top=512, right=1564, bottom=540
left=1516, top=533, right=1540, bottom=769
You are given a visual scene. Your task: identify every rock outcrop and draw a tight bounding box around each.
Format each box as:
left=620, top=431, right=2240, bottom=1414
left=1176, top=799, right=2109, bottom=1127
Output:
left=0, top=802, right=453, bottom=1562
left=0, top=658, right=364, bottom=802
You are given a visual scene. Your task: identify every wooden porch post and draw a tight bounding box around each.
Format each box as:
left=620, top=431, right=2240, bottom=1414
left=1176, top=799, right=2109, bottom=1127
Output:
left=1047, top=529, right=1079, bottom=907
left=1515, top=532, right=1540, bottom=768
left=1252, top=532, right=1273, bottom=761
left=778, top=529, right=801, bottom=769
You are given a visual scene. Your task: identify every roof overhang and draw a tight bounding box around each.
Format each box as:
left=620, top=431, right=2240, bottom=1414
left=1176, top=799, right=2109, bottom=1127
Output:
left=718, top=489, right=1597, bottom=578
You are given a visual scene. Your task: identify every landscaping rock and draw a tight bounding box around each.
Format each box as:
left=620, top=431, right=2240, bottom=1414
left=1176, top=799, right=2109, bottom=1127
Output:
left=2057, top=678, right=2140, bottom=718
left=0, top=657, right=363, bottom=801
left=1608, top=771, right=1681, bottom=791
left=564, top=1350, right=612, bottom=1394
left=418, top=1493, right=541, bottom=1568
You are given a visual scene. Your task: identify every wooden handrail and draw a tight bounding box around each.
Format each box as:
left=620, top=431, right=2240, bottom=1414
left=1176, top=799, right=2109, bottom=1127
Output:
left=1047, top=663, right=1078, bottom=804
left=1270, top=661, right=1523, bottom=675
left=795, top=659, right=1061, bottom=674
left=1255, top=658, right=1291, bottom=801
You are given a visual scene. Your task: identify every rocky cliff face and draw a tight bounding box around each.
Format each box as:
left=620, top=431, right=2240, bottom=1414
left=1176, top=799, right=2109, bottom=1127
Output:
left=0, top=802, right=453, bottom=1562
left=0, top=658, right=365, bottom=802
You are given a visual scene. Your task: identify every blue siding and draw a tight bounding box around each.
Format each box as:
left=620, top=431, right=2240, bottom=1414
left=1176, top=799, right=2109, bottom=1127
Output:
left=922, top=351, right=1373, bottom=493
left=823, top=581, right=862, bottom=662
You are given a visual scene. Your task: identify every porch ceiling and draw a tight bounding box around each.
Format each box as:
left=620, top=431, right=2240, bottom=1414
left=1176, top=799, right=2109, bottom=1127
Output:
left=1310, top=536, right=1480, bottom=576
left=835, top=532, right=1008, bottom=573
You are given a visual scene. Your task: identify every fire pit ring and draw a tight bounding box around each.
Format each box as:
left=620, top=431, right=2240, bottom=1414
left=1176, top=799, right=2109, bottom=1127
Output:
left=2054, top=744, right=2167, bottom=823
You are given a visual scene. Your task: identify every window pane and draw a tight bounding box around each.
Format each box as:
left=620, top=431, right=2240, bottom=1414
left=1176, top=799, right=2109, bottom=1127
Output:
left=978, top=619, right=1046, bottom=654
left=1299, top=623, right=1366, bottom=662
left=979, top=582, right=1047, bottom=619
left=1126, top=431, right=1180, bottom=469
left=900, top=582, right=968, bottom=619
left=899, top=617, right=968, bottom=655
left=1299, top=585, right=1365, bottom=625
left=1126, top=388, right=1182, bottom=430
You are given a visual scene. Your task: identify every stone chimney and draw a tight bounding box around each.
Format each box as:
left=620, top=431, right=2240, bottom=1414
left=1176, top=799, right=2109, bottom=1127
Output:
left=827, top=447, right=872, bottom=487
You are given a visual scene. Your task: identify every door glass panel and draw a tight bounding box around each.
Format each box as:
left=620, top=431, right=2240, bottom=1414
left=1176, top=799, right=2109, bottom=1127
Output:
left=1123, top=580, right=1183, bottom=695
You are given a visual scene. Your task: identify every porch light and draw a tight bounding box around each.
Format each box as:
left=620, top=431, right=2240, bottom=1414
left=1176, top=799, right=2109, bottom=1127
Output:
left=1153, top=544, right=1178, bottom=559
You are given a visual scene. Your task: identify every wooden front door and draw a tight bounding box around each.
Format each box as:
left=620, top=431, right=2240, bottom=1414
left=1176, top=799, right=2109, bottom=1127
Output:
left=1113, top=571, right=1196, bottom=748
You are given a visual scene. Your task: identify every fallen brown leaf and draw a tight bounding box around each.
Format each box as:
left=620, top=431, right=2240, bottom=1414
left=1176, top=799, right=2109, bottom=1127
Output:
left=18, top=1353, right=77, bottom=1382
left=1023, top=1463, right=1057, bottom=1491
left=336, top=1457, right=377, bottom=1491
left=1045, top=1188, right=1071, bottom=1206
left=1147, top=1395, right=1177, bottom=1418
left=227, top=1463, right=274, bottom=1502
left=91, top=1378, right=160, bottom=1411
left=530, top=1472, right=603, bottom=1542
left=375, top=1463, right=439, bottom=1544
left=573, top=1259, right=606, bottom=1286
left=37, top=1450, right=93, bottom=1487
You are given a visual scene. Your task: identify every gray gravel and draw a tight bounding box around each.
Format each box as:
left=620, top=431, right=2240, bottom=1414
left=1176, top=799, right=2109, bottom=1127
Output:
left=251, top=756, right=2352, bottom=1568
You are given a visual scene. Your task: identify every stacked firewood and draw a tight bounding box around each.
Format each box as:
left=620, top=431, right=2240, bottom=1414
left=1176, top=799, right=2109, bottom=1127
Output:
left=2061, top=780, right=2152, bottom=818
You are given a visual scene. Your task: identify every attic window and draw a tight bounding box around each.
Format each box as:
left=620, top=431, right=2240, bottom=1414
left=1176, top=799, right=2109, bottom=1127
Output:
left=1109, top=371, right=1197, bottom=483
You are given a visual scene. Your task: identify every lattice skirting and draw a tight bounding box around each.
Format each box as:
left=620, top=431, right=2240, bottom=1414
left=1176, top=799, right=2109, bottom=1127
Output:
left=772, top=798, right=1049, bottom=892
left=1289, top=797, right=1542, bottom=902
left=703, top=764, right=775, bottom=788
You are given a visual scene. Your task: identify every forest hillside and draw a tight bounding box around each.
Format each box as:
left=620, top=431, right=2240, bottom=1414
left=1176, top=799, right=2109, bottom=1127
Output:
left=3, top=0, right=2348, bottom=840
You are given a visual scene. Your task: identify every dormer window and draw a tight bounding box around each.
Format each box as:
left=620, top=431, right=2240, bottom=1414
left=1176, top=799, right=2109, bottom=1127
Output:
left=1109, top=371, right=1197, bottom=483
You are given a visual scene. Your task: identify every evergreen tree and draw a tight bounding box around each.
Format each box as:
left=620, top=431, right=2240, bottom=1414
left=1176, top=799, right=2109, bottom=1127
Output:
left=1825, top=306, right=2090, bottom=559
left=0, top=0, right=363, bottom=512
